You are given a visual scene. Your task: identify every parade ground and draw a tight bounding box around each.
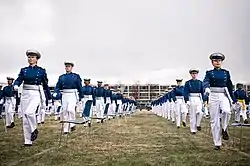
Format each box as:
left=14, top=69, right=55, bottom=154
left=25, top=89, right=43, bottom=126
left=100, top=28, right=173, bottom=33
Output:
left=0, top=110, right=250, bottom=166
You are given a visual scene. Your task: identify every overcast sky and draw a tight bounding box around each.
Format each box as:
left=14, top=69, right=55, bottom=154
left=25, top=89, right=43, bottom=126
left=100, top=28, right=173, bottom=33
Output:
left=0, top=0, right=249, bottom=85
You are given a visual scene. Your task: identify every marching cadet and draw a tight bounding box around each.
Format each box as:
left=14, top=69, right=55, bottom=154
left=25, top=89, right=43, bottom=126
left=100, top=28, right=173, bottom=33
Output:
left=122, top=95, right=129, bottom=115
left=167, top=87, right=175, bottom=123
left=164, top=90, right=169, bottom=120
left=172, top=79, right=187, bottom=128
left=115, top=89, right=123, bottom=117
left=94, top=81, right=105, bottom=123
left=82, top=79, right=95, bottom=127
left=184, top=69, right=205, bottom=134
left=2, top=77, right=16, bottom=128
left=110, top=89, right=117, bottom=118
left=53, top=62, right=83, bottom=134
left=103, top=84, right=112, bottom=119
left=14, top=50, right=52, bottom=146
left=203, top=52, right=236, bottom=150
left=234, top=83, right=249, bottom=124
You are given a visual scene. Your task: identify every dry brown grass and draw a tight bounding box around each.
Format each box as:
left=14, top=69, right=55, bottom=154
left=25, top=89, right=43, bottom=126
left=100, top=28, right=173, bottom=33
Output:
left=0, top=111, right=249, bottom=166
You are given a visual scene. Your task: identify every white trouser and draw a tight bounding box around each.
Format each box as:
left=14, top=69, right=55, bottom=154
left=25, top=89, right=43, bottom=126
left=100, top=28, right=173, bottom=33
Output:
left=235, top=103, right=247, bottom=122
left=189, top=96, right=203, bottom=132
left=167, top=101, right=171, bottom=120
left=107, top=100, right=114, bottom=117
left=96, top=97, right=105, bottom=121
left=5, top=97, right=15, bottom=126
left=209, top=92, right=231, bottom=146
left=170, top=102, right=175, bottom=122
left=54, top=100, right=62, bottom=120
left=21, top=87, right=44, bottom=145
left=61, top=90, right=78, bottom=132
left=37, top=106, right=45, bottom=124
left=163, top=102, right=167, bottom=119
left=105, top=97, right=112, bottom=117
left=117, top=100, right=123, bottom=114
left=175, top=97, right=187, bottom=127
left=17, top=105, right=22, bottom=118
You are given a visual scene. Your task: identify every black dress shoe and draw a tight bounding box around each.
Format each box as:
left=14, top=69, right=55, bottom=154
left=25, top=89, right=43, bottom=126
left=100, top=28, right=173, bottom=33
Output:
left=71, top=126, right=76, bottom=131
left=24, top=144, right=32, bottom=147
left=197, top=126, right=201, bottom=131
left=235, top=121, right=239, bottom=123
left=191, top=132, right=196, bottom=135
left=177, top=126, right=180, bottom=128
left=182, top=122, right=186, bottom=127
left=244, top=120, right=248, bottom=124
left=41, top=122, right=44, bottom=124
left=88, top=122, right=91, bottom=127
left=214, top=146, right=220, bottom=150
left=31, top=129, right=38, bottom=141
left=222, top=129, right=229, bottom=140
left=63, top=132, right=69, bottom=135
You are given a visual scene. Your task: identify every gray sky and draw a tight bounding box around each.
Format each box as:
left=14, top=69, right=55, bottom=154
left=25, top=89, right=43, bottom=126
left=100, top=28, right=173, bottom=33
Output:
left=0, top=0, right=250, bottom=85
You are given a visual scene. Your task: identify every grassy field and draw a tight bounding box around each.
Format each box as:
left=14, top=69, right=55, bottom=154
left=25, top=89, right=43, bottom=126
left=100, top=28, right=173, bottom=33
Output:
left=0, top=110, right=250, bottom=166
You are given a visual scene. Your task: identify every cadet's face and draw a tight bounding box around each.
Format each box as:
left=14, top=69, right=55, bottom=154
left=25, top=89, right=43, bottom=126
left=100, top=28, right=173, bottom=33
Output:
left=191, top=72, right=198, bottom=79
left=7, top=80, right=13, bottom=84
left=177, top=82, right=182, bottom=86
left=65, top=65, right=72, bottom=72
left=98, top=83, right=102, bottom=87
left=27, top=55, right=38, bottom=65
left=84, top=81, right=90, bottom=85
left=104, top=86, right=108, bottom=89
left=212, top=60, right=222, bottom=68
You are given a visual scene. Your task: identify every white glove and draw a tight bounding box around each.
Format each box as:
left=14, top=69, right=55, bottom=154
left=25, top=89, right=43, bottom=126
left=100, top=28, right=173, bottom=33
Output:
left=0, top=99, right=4, bottom=104
left=52, top=93, right=57, bottom=98
left=14, top=85, right=19, bottom=91
left=48, top=100, right=52, bottom=104
left=205, top=88, right=210, bottom=95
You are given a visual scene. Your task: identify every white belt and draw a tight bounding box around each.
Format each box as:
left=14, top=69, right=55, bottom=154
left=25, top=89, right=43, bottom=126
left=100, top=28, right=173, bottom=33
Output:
left=61, top=89, right=77, bottom=93
left=210, top=87, right=225, bottom=93
left=189, top=93, right=200, bottom=97
left=96, top=97, right=102, bottom=100
left=176, top=96, right=184, bottom=99
left=23, top=84, right=40, bottom=90
left=84, top=95, right=93, bottom=100
left=5, top=97, right=13, bottom=100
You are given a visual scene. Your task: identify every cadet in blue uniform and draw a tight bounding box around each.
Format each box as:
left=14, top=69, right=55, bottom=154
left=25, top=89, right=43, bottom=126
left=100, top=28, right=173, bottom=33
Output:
left=234, top=83, right=248, bottom=123
left=203, top=52, right=236, bottom=150
left=167, top=87, right=175, bottom=123
left=94, top=81, right=105, bottom=123
left=172, top=79, right=187, bottom=128
left=82, top=79, right=95, bottom=127
left=14, top=50, right=52, bottom=146
left=103, top=84, right=112, bottom=119
left=2, top=77, right=16, bottom=128
left=53, top=62, right=83, bottom=134
left=115, top=89, right=123, bottom=116
left=184, top=69, right=205, bottom=134
left=110, top=89, right=117, bottom=118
